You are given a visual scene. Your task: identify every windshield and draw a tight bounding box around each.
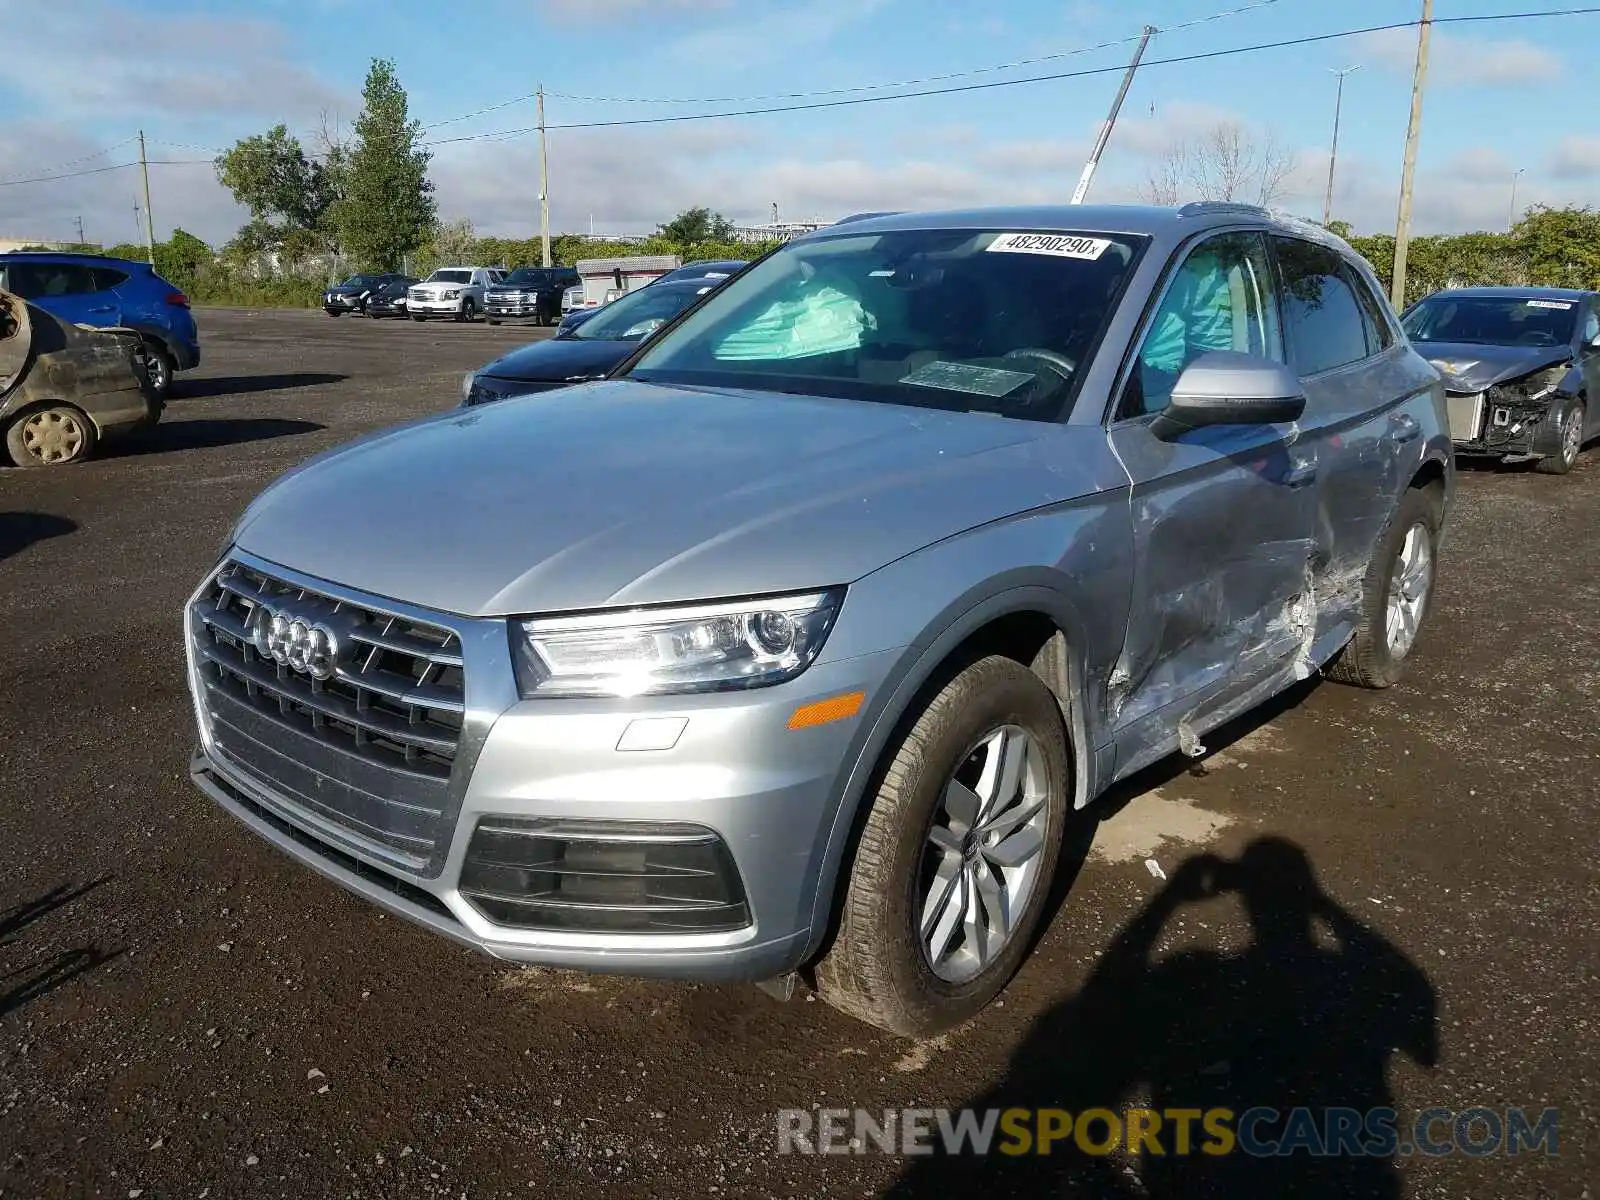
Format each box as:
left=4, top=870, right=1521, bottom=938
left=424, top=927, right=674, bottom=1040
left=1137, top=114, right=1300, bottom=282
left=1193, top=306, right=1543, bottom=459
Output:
left=503, top=268, right=558, bottom=286
left=427, top=269, right=472, bottom=284
left=573, top=284, right=708, bottom=341
left=627, top=228, right=1144, bottom=421
left=659, top=261, right=745, bottom=285
left=1402, top=295, right=1579, bottom=348
left=340, top=275, right=379, bottom=287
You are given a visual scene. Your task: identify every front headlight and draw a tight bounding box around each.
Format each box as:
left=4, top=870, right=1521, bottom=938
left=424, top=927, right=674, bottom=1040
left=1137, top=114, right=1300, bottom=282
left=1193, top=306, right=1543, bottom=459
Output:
left=444, top=289, right=461, bottom=300
left=512, top=590, right=844, bottom=698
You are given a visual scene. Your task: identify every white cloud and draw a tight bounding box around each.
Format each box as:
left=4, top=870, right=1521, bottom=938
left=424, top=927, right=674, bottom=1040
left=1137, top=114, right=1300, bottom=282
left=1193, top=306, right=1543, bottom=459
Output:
left=666, top=0, right=890, bottom=65
left=1354, top=27, right=1562, bottom=88
left=537, top=0, right=732, bottom=22
left=3, top=5, right=352, bottom=122
left=0, top=121, right=243, bottom=246
left=1548, top=136, right=1600, bottom=180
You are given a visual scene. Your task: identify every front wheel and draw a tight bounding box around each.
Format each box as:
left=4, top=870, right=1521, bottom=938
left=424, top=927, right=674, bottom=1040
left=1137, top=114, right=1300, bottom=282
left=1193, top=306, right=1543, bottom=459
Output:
left=1325, top=486, right=1441, bottom=689
left=486, top=317, right=501, bottom=326
left=410, top=314, right=427, bottom=322
left=456, top=299, right=477, bottom=323
left=814, top=656, right=1070, bottom=1037
left=1535, top=402, right=1585, bottom=475
left=5, top=405, right=99, bottom=468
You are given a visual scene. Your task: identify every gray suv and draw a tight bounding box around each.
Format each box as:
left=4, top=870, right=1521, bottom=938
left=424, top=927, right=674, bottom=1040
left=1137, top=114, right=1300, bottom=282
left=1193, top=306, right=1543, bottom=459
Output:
left=184, top=204, right=1452, bottom=1036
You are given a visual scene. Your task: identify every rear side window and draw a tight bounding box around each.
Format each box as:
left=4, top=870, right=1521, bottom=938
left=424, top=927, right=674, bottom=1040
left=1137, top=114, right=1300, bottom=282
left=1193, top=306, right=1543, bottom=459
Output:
left=1271, top=237, right=1371, bottom=376
left=1345, top=263, right=1395, bottom=355
left=91, top=267, right=130, bottom=291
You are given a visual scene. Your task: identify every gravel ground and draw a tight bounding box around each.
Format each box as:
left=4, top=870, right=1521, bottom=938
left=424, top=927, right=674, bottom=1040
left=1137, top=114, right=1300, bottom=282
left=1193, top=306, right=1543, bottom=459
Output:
left=0, top=308, right=1594, bottom=1199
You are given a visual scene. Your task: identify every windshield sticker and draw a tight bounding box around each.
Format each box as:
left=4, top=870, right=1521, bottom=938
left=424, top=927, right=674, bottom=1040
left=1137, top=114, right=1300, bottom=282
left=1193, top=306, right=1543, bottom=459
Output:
left=986, top=232, right=1111, bottom=260
left=901, top=360, right=1035, bottom=398
left=1526, top=299, right=1574, bottom=309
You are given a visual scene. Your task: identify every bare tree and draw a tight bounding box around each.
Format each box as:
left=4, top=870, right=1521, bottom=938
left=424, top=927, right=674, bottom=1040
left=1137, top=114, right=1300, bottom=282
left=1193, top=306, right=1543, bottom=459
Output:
left=1140, top=120, right=1298, bottom=208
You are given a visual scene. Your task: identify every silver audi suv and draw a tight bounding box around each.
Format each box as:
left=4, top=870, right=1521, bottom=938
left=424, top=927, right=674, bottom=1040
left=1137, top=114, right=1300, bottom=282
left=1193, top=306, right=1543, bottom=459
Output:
left=185, top=204, right=1452, bottom=1036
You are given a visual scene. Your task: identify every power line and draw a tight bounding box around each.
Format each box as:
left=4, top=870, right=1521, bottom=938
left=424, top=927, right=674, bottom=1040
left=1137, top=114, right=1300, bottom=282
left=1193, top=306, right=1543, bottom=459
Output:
left=2, top=5, right=1594, bottom=181
left=0, top=137, right=136, bottom=183
left=545, top=0, right=1283, bottom=105
left=0, top=161, right=137, bottom=189
left=424, top=6, right=1600, bottom=140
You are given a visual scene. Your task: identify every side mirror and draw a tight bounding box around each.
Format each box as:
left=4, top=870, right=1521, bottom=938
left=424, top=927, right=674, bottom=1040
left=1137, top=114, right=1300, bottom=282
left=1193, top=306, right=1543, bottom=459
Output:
left=1151, top=351, right=1307, bottom=442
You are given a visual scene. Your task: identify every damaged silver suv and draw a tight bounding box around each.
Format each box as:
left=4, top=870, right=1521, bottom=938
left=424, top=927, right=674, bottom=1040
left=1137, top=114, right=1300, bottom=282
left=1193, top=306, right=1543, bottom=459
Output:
left=185, top=204, right=1452, bottom=1036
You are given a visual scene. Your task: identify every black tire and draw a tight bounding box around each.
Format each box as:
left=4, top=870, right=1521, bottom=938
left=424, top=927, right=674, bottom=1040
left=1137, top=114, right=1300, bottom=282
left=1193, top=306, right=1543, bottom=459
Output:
left=325, top=309, right=343, bottom=317
left=486, top=318, right=501, bottom=326
left=1535, top=401, right=1585, bottom=475
left=141, top=344, right=176, bottom=397
left=5, top=404, right=99, bottom=468
left=814, top=655, right=1070, bottom=1037
left=411, top=314, right=427, bottom=323
left=1325, top=486, right=1441, bottom=689
left=456, top=299, right=476, bottom=324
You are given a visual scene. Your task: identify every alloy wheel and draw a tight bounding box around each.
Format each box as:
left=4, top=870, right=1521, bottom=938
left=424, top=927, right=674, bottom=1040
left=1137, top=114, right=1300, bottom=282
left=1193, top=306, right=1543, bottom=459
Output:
left=1385, top=522, right=1433, bottom=659
left=919, top=725, right=1050, bottom=984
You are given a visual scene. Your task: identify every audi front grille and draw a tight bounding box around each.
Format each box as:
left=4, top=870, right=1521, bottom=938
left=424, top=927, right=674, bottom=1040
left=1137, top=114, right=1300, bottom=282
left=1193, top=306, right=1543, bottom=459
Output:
left=189, top=560, right=466, bottom=872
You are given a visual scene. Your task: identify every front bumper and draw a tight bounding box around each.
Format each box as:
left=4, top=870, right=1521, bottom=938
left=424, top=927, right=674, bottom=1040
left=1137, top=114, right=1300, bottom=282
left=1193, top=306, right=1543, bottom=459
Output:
left=1447, top=389, right=1563, bottom=458
left=484, top=298, right=551, bottom=318
left=408, top=298, right=466, bottom=316
left=185, top=555, right=892, bottom=980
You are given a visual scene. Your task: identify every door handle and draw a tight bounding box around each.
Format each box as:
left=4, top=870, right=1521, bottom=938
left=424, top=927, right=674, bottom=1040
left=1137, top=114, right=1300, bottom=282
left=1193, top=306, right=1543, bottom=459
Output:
left=1389, top=413, right=1421, bottom=443
left=1284, top=456, right=1318, bottom=487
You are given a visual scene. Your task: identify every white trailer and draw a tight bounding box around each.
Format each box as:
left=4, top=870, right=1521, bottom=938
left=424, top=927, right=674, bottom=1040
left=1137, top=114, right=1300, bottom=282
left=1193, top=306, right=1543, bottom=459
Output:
left=572, top=255, right=681, bottom=309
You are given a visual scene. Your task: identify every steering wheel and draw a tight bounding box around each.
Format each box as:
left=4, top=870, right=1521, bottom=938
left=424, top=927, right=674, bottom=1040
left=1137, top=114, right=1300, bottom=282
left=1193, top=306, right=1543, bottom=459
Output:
left=1002, top=346, right=1077, bottom=380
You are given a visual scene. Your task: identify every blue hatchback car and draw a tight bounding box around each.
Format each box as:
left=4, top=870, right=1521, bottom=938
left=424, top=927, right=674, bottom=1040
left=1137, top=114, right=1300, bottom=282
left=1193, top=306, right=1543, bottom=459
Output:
left=0, top=252, right=200, bottom=395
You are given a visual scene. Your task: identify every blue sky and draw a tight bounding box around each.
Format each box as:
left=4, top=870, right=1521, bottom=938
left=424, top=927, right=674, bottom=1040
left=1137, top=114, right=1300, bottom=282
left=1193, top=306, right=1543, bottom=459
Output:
left=0, top=0, right=1594, bottom=246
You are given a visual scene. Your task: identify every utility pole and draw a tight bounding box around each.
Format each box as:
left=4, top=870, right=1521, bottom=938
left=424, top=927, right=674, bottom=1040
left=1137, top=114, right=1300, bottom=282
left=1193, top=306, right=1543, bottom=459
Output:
left=1508, top=167, right=1526, bottom=231
left=137, top=130, right=157, bottom=263
left=1389, top=0, right=1432, bottom=309
left=74, top=214, right=85, bottom=246
left=1322, top=65, right=1361, bottom=228
left=537, top=88, right=552, bottom=268
left=1071, top=25, right=1155, bottom=205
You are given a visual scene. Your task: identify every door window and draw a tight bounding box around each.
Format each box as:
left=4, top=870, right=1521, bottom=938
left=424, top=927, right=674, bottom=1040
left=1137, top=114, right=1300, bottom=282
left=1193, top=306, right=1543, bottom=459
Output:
left=1272, top=238, right=1372, bottom=376
left=1119, top=231, right=1283, bottom=419
left=4, top=262, right=97, bottom=299
left=1346, top=265, right=1395, bottom=355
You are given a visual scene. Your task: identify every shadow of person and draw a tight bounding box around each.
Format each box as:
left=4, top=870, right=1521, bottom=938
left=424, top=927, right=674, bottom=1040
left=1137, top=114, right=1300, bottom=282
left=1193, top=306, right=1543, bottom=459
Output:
left=886, top=837, right=1438, bottom=1199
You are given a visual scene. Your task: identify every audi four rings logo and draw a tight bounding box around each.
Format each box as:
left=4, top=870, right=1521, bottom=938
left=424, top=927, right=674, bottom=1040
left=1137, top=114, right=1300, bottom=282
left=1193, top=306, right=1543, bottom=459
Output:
left=250, top=603, right=342, bottom=680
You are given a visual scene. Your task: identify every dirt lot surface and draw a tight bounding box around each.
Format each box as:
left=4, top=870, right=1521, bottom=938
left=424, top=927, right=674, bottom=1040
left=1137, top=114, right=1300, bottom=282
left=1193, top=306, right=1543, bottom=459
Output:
left=1, top=307, right=1595, bottom=1199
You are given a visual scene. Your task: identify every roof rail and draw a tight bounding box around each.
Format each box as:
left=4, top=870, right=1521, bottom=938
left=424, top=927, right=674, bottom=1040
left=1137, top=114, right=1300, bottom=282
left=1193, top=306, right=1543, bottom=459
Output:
left=834, top=211, right=901, bottom=225
left=1177, top=201, right=1272, bottom=219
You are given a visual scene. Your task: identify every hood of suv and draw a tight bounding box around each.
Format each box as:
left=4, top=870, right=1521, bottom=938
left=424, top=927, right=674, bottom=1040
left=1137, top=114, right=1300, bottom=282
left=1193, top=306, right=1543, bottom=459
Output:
left=1417, top=341, right=1571, bottom=392
left=230, top=380, right=1113, bottom=617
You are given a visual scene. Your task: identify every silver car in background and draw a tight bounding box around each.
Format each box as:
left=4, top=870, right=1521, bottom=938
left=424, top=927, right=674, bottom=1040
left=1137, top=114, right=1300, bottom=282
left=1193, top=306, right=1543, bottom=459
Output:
left=185, top=203, right=1451, bottom=1036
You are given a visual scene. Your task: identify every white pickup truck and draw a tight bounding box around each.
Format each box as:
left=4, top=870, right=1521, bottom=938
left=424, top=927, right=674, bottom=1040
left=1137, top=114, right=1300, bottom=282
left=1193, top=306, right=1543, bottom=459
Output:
left=408, top=267, right=503, bottom=322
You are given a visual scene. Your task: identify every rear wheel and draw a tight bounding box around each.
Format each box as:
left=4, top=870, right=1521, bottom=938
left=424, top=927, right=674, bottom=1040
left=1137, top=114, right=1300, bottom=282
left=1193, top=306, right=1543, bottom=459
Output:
left=1535, top=402, right=1585, bottom=475
left=814, top=656, right=1070, bottom=1037
left=5, top=405, right=98, bottom=468
left=140, top=343, right=175, bottom=397
left=1325, top=486, right=1440, bottom=689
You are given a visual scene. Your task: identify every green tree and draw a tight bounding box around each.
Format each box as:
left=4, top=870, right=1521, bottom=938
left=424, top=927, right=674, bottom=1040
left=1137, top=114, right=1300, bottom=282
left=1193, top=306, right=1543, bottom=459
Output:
left=214, top=125, right=340, bottom=255
left=336, top=58, right=435, bottom=272
left=657, top=207, right=735, bottom=249
left=153, top=229, right=213, bottom=292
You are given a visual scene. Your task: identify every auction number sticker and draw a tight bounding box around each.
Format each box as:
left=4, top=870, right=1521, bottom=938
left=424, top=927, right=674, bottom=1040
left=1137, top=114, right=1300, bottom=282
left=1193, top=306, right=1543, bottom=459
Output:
left=986, top=232, right=1111, bottom=260
left=1526, top=299, right=1574, bottom=309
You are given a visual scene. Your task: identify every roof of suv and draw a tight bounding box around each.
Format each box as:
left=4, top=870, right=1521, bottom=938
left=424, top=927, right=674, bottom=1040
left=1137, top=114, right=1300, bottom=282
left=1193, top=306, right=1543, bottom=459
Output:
left=0, top=250, right=153, bottom=268
left=796, top=202, right=1345, bottom=245
left=1424, top=286, right=1595, bottom=302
